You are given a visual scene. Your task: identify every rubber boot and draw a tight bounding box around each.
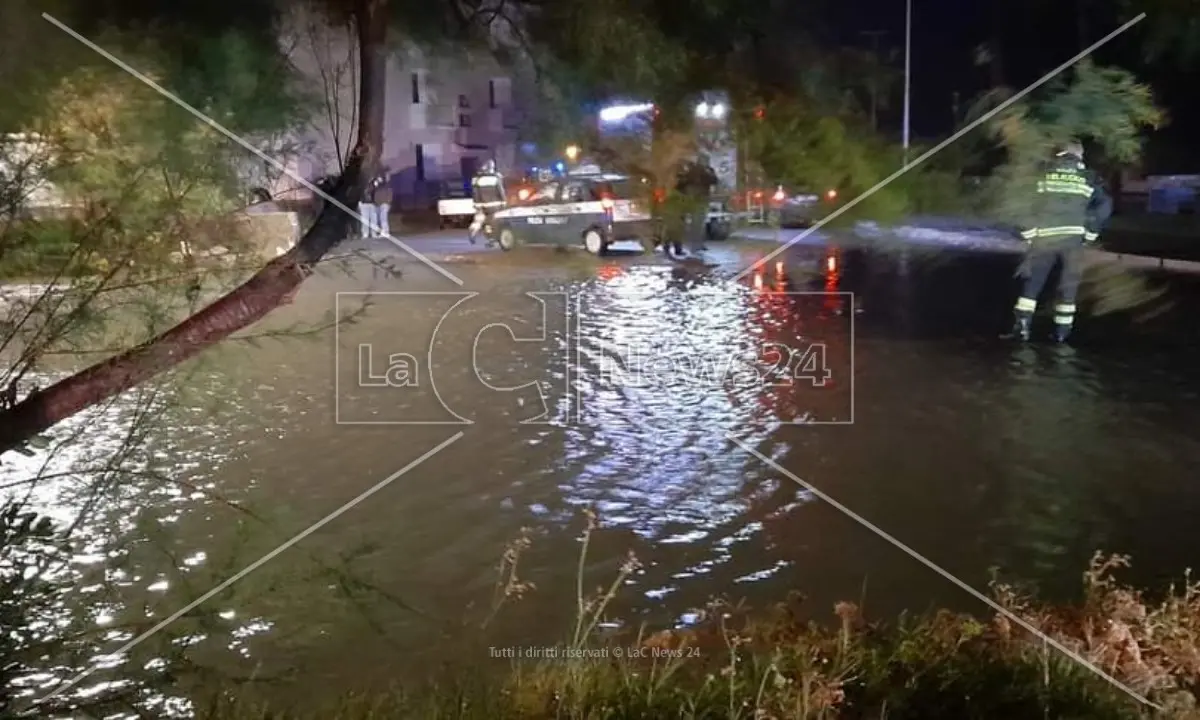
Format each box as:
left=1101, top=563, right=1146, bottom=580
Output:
left=1054, top=323, right=1071, bottom=343
left=468, top=212, right=483, bottom=245
left=1013, top=314, right=1031, bottom=341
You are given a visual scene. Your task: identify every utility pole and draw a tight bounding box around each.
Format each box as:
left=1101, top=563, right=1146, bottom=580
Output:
left=902, top=0, right=912, bottom=164
left=861, top=30, right=886, bottom=133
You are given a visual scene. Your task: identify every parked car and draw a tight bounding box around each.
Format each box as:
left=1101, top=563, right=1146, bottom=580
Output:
left=705, top=198, right=734, bottom=240
left=773, top=186, right=840, bottom=227
left=485, top=171, right=655, bottom=255
left=736, top=185, right=841, bottom=228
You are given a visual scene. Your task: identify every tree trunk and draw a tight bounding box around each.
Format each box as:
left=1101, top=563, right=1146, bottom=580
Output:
left=0, top=0, right=390, bottom=457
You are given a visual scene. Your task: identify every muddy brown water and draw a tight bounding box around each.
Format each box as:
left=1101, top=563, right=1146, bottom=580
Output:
left=6, top=239, right=1200, bottom=712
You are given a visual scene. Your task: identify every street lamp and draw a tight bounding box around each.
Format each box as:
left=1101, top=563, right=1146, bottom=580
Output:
left=565, top=144, right=580, bottom=162
left=902, top=0, right=911, bottom=164
left=695, top=102, right=725, bottom=119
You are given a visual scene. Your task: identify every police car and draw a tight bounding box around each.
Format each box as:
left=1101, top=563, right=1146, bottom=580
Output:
left=485, top=171, right=655, bottom=255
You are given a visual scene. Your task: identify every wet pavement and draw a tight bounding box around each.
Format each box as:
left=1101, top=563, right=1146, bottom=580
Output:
left=6, top=226, right=1200, bottom=710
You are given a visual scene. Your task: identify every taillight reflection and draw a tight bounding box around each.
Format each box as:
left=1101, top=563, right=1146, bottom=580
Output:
left=596, top=264, right=622, bottom=280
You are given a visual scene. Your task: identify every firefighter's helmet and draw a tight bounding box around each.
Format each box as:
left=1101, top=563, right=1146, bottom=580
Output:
left=1059, top=139, right=1084, bottom=160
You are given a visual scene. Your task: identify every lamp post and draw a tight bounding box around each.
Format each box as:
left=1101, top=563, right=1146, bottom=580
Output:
left=902, top=0, right=911, bottom=164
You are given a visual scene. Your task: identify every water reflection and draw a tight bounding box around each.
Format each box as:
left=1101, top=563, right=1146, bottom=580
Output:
left=2, top=246, right=1200, bottom=712
left=0, top=369, right=275, bottom=717
left=570, top=265, right=780, bottom=555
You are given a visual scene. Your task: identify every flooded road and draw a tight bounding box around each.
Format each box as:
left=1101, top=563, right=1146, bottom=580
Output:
left=7, top=231, right=1200, bottom=711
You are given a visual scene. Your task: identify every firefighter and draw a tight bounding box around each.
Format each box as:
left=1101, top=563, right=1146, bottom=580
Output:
left=468, top=158, right=506, bottom=245
left=1011, top=140, right=1112, bottom=342
left=672, top=156, right=718, bottom=257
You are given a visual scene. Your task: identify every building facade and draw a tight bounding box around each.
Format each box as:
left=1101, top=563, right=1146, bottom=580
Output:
left=270, top=9, right=526, bottom=210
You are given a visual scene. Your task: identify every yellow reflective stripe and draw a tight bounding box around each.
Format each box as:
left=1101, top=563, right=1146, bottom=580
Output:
left=1054, top=303, right=1075, bottom=314
left=1035, top=225, right=1087, bottom=237
left=1083, top=231, right=1098, bottom=241
left=1042, top=171, right=1091, bottom=185
left=1023, top=226, right=1087, bottom=238
left=1036, top=181, right=1093, bottom=197
left=1054, top=315, right=1074, bottom=325
left=1015, top=297, right=1037, bottom=312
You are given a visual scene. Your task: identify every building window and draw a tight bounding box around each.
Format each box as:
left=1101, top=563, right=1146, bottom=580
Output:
left=415, top=144, right=425, bottom=181
left=488, top=80, right=496, bottom=109
left=458, top=94, right=469, bottom=108
left=411, top=73, right=420, bottom=104
left=459, top=114, right=471, bottom=127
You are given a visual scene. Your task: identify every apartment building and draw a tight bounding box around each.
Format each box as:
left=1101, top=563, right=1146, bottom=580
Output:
left=271, top=9, right=525, bottom=210
left=389, top=49, right=524, bottom=209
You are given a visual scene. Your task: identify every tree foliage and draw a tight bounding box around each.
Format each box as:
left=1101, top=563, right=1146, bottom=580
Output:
left=527, top=0, right=687, bottom=99
left=1121, top=0, right=1200, bottom=62
left=740, top=98, right=902, bottom=221
left=0, top=0, right=384, bottom=458
left=977, top=60, right=1165, bottom=225
left=0, top=7, right=312, bottom=284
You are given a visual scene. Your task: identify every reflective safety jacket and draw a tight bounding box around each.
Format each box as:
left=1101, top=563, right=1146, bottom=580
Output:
left=1018, top=153, right=1112, bottom=246
left=471, top=171, right=506, bottom=209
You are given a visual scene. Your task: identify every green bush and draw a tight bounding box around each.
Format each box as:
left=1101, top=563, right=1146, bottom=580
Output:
left=0, top=218, right=83, bottom=279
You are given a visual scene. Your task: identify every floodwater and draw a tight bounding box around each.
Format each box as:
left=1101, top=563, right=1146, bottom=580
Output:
left=6, top=235, right=1200, bottom=714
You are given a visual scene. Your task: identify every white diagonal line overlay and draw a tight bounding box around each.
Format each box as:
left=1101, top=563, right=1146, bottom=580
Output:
left=727, top=434, right=1158, bottom=709
left=42, top=13, right=463, bottom=287
left=33, top=432, right=464, bottom=708
left=734, top=13, right=1146, bottom=282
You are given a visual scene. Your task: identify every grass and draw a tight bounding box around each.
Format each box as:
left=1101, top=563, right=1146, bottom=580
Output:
left=199, top=513, right=1200, bottom=719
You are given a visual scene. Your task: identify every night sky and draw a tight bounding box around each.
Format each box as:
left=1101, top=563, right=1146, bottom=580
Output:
left=828, top=0, right=1200, bottom=172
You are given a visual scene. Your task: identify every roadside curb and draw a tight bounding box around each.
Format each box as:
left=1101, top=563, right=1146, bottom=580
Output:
left=1086, top=249, right=1200, bottom=274
left=729, top=229, right=1200, bottom=276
